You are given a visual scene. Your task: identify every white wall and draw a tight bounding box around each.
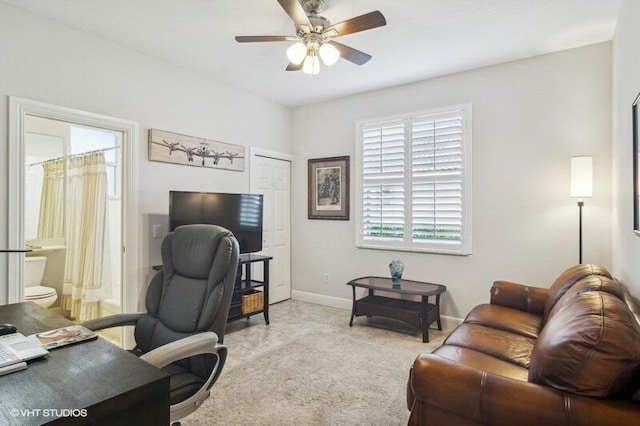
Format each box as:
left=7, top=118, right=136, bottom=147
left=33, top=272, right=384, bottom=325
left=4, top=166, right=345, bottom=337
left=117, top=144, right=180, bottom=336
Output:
left=0, top=3, right=292, bottom=304
left=0, top=2, right=619, bottom=318
left=612, top=0, right=640, bottom=296
left=291, top=43, right=613, bottom=319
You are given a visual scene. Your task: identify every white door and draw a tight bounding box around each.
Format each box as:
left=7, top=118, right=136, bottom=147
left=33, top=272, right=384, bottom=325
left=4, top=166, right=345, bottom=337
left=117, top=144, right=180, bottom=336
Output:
left=250, top=151, right=291, bottom=304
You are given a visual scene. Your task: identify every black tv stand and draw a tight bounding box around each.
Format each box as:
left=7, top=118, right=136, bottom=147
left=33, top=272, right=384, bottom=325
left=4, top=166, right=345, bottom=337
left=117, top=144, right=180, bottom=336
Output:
left=227, top=254, right=273, bottom=324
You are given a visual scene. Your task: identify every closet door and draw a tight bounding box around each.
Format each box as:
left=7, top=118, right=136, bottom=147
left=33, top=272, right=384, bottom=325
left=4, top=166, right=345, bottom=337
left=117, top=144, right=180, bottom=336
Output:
left=250, top=150, right=291, bottom=304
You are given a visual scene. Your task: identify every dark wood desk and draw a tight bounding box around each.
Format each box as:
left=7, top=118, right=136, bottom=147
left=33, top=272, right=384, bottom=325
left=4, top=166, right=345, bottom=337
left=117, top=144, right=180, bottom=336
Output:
left=347, top=276, right=446, bottom=342
left=0, top=302, right=169, bottom=425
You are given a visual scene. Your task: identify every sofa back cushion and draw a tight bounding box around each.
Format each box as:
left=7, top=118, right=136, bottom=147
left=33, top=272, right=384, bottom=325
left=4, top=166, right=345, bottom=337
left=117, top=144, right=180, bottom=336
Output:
left=543, top=264, right=611, bottom=323
left=546, top=275, right=626, bottom=321
left=529, top=287, right=640, bottom=397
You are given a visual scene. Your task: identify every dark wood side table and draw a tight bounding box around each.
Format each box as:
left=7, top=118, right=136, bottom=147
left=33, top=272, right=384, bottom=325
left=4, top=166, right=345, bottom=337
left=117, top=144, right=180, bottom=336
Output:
left=227, top=254, right=272, bottom=324
left=347, top=276, right=446, bottom=342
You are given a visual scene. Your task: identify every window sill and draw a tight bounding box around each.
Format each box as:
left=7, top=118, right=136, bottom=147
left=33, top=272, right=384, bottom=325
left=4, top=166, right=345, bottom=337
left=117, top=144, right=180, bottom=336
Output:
left=356, top=241, right=471, bottom=256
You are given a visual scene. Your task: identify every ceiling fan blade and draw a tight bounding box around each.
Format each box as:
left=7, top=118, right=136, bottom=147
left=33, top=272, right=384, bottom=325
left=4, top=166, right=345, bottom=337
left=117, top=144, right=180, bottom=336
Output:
left=328, top=41, right=372, bottom=65
left=276, top=0, right=312, bottom=29
left=235, top=35, right=295, bottom=43
left=323, top=11, right=386, bottom=37
left=286, top=62, right=303, bottom=71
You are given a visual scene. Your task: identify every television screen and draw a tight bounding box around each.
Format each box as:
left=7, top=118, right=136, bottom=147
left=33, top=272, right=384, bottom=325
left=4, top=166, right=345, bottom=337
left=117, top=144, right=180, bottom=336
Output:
left=169, top=191, right=263, bottom=254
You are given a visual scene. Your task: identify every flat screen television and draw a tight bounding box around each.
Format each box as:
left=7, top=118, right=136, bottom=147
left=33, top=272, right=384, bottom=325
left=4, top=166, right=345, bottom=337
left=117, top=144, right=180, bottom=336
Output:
left=169, top=191, right=264, bottom=254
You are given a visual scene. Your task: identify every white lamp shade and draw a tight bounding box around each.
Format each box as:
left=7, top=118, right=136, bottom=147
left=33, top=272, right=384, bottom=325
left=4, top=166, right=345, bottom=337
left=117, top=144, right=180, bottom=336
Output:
left=570, top=156, right=593, bottom=198
left=302, top=54, right=320, bottom=75
left=319, top=43, right=340, bottom=66
left=286, top=42, right=307, bottom=65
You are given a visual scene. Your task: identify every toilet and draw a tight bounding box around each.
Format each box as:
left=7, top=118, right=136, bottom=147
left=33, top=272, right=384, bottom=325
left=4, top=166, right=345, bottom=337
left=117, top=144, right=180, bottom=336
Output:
left=24, top=256, right=58, bottom=308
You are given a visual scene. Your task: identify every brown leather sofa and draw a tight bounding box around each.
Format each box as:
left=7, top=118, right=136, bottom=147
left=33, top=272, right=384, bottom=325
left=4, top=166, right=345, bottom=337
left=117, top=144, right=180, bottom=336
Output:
left=407, top=264, right=640, bottom=425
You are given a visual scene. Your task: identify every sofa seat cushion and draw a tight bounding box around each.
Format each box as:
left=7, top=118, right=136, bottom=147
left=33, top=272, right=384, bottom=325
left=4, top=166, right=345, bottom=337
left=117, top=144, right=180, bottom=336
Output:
left=443, top=323, right=536, bottom=368
left=530, top=291, right=640, bottom=397
left=464, top=304, right=542, bottom=339
left=433, top=345, right=529, bottom=381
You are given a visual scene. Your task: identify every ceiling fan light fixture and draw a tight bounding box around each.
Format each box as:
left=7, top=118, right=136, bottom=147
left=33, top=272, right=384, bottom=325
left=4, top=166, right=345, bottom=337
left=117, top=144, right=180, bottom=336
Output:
left=286, top=42, right=307, bottom=65
left=235, top=1, right=387, bottom=75
left=319, top=42, right=340, bottom=66
left=302, top=52, right=320, bottom=75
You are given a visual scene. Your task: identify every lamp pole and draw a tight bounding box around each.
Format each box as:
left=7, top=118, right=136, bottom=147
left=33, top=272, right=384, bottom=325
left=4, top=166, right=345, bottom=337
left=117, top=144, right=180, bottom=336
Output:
left=570, top=155, right=593, bottom=265
left=578, top=200, right=584, bottom=264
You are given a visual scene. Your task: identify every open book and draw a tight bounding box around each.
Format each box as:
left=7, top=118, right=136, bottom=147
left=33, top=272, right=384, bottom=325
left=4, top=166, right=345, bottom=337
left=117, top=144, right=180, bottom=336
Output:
left=30, top=325, right=97, bottom=350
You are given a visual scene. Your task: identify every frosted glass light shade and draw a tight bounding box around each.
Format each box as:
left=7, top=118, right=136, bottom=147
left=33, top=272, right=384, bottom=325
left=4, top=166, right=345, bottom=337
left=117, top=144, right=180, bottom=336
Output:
left=570, top=156, right=593, bottom=198
left=319, top=43, right=340, bottom=66
left=302, top=54, right=320, bottom=75
left=286, top=42, right=307, bottom=65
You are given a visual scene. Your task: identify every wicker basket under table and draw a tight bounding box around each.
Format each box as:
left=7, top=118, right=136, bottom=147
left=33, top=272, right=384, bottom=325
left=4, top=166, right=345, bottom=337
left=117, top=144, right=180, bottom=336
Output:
left=241, top=289, right=263, bottom=315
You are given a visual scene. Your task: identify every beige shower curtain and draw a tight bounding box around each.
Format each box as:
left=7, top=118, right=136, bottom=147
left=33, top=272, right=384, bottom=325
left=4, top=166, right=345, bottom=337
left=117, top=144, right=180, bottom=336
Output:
left=38, top=152, right=111, bottom=321
left=38, top=160, right=65, bottom=238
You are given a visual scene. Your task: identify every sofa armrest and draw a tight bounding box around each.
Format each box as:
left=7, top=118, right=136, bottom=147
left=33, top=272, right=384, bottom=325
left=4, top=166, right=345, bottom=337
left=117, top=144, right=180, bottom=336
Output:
left=409, top=354, right=640, bottom=426
left=490, top=280, right=548, bottom=315
left=407, top=365, right=416, bottom=411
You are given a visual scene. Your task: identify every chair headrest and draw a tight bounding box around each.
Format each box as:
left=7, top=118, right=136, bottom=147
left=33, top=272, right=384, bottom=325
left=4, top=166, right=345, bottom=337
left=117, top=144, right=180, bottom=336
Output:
left=168, top=224, right=234, bottom=279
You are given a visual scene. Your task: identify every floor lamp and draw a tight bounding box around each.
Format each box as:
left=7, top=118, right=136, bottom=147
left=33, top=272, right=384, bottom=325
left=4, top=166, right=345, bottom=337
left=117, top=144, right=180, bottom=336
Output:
left=570, top=156, right=593, bottom=264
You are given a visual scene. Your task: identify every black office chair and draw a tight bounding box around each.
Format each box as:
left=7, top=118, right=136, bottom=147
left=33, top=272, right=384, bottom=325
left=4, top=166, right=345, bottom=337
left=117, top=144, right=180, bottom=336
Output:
left=83, top=224, right=239, bottom=424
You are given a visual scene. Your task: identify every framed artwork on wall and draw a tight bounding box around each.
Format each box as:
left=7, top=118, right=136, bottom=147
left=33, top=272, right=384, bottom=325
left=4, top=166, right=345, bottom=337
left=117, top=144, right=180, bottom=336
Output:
left=633, top=92, right=640, bottom=236
left=308, top=156, right=350, bottom=220
left=148, top=128, right=246, bottom=172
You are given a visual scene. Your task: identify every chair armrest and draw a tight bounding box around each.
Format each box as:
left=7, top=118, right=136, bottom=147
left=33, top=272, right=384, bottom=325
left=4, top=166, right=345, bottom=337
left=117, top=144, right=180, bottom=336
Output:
left=81, top=313, right=144, bottom=331
left=140, top=332, right=222, bottom=369
left=409, top=354, right=640, bottom=425
left=490, top=280, right=548, bottom=315
left=142, top=332, right=228, bottom=423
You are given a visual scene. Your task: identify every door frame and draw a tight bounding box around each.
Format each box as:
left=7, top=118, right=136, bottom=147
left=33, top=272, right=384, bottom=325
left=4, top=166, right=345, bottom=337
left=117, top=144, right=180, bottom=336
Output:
left=7, top=97, right=140, bottom=315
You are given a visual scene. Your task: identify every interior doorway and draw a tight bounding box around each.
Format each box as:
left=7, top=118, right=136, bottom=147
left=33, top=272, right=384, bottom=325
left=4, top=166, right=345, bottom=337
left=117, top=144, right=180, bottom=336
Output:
left=8, top=97, right=140, bottom=337
left=250, top=148, right=292, bottom=304
left=24, top=115, right=123, bottom=323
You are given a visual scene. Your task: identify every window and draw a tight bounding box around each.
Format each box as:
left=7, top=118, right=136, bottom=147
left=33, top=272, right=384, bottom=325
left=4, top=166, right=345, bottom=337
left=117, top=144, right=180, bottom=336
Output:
left=356, top=104, right=472, bottom=255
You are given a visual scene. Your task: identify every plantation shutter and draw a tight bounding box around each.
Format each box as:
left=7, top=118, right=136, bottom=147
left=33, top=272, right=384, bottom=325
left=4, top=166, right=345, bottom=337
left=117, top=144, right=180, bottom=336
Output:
left=411, top=112, right=464, bottom=246
left=361, top=119, right=405, bottom=241
left=357, top=105, right=470, bottom=254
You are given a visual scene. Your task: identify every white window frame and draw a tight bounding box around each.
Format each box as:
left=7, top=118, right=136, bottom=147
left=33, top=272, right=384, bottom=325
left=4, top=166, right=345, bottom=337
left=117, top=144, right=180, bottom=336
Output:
left=355, top=103, right=472, bottom=255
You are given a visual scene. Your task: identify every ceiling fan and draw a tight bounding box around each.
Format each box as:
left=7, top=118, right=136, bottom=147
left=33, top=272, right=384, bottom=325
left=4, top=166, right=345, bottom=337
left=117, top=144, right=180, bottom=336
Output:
left=235, top=0, right=386, bottom=75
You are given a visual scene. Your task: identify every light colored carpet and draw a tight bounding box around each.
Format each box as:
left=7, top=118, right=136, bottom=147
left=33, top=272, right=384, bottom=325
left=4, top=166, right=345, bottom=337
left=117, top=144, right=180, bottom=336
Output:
left=182, top=300, right=450, bottom=426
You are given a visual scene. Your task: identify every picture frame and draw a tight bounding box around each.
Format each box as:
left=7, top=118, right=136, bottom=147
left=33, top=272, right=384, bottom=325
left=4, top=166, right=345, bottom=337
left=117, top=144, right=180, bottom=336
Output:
left=148, top=128, right=245, bottom=172
left=308, top=156, right=350, bottom=220
left=633, top=92, right=640, bottom=236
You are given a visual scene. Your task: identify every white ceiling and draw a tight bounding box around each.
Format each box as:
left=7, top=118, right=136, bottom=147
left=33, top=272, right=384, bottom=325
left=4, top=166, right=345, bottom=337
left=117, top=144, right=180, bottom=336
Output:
left=2, top=0, right=621, bottom=107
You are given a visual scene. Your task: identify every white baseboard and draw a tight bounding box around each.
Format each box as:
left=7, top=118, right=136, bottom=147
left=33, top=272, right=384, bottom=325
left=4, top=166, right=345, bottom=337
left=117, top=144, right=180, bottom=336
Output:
left=291, top=290, right=465, bottom=329
left=291, top=290, right=351, bottom=310
left=440, top=315, right=463, bottom=330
